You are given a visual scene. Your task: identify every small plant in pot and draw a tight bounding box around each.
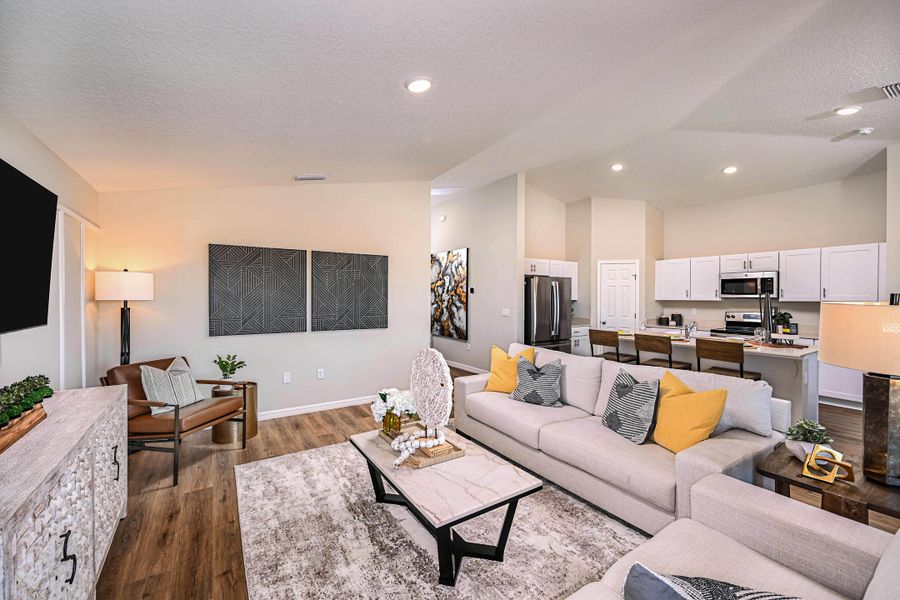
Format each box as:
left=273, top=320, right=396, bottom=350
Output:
left=772, top=310, right=793, bottom=334
left=213, top=354, right=247, bottom=391
left=785, top=419, right=833, bottom=462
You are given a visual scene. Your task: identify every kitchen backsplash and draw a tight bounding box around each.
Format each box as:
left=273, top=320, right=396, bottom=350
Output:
left=657, top=299, right=822, bottom=337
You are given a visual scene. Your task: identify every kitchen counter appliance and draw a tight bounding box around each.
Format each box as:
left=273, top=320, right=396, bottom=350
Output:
left=709, top=312, right=764, bottom=339
left=720, top=271, right=778, bottom=299
left=525, top=275, right=572, bottom=352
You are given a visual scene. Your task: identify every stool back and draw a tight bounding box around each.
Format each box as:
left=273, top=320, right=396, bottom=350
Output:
left=589, top=329, right=621, bottom=359
left=696, top=337, right=745, bottom=375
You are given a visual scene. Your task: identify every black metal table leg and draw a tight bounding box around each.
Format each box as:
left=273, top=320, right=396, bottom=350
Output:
left=436, top=527, right=455, bottom=586
left=366, top=462, right=405, bottom=506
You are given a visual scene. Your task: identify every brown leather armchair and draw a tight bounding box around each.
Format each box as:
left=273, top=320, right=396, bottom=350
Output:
left=101, top=357, right=247, bottom=486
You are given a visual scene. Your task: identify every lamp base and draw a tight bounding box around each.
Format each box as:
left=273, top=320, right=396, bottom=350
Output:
left=863, top=373, right=900, bottom=486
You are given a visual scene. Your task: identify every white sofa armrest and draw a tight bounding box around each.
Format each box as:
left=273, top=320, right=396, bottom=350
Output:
left=674, top=429, right=780, bottom=519
left=691, top=473, right=891, bottom=600
left=453, top=373, right=489, bottom=424
left=770, top=397, right=791, bottom=433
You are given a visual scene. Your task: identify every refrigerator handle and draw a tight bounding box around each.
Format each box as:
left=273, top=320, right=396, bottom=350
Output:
left=531, top=279, right=538, bottom=344
left=551, top=280, right=560, bottom=337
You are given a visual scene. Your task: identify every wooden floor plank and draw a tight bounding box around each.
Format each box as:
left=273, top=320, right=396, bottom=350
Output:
left=97, top=380, right=895, bottom=599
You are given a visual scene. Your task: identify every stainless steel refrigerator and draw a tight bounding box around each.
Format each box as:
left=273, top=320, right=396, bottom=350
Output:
left=524, top=276, right=572, bottom=352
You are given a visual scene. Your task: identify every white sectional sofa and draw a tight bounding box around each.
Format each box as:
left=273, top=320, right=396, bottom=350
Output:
left=567, top=473, right=899, bottom=600
left=454, top=343, right=791, bottom=534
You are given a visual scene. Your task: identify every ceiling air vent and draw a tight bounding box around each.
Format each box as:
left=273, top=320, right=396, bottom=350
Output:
left=293, top=174, right=328, bottom=182
left=882, top=82, right=900, bottom=99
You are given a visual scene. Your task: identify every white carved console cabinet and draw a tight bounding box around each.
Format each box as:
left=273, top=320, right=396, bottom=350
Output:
left=0, top=385, right=127, bottom=599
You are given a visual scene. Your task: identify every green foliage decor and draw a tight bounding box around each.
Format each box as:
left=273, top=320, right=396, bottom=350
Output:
left=786, top=419, right=832, bottom=444
left=772, top=310, right=793, bottom=328
left=213, top=354, right=247, bottom=378
left=0, top=375, right=53, bottom=428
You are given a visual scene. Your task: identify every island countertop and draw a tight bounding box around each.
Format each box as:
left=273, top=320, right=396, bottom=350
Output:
left=616, top=332, right=818, bottom=361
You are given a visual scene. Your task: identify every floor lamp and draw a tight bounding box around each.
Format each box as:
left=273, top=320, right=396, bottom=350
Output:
left=95, top=269, right=154, bottom=365
left=819, top=300, right=900, bottom=486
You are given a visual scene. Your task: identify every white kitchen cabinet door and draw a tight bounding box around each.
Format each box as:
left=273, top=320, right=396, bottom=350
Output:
left=779, top=248, right=821, bottom=302
left=821, top=243, right=879, bottom=301
left=549, top=260, right=578, bottom=300
left=524, top=258, right=550, bottom=276
left=689, top=256, right=720, bottom=301
left=819, top=362, right=863, bottom=403
left=655, top=259, right=691, bottom=301
left=549, top=260, right=566, bottom=277
left=720, top=253, right=749, bottom=273
left=572, top=335, right=591, bottom=356
left=748, top=251, right=778, bottom=271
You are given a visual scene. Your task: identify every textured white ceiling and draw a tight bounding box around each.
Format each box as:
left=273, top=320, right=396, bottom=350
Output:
left=0, top=0, right=724, bottom=191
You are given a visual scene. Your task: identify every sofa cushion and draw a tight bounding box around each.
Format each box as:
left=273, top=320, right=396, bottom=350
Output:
left=865, top=529, right=900, bottom=600
left=511, top=357, right=563, bottom=407
left=602, top=370, right=660, bottom=444
left=485, top=345, right=535, bottom=393
left=540, top=416, right=676, bottom=512
left=509, top=343, right=604, bottom=414
left=595, top=361, right=773, bottom=437
left=465, top=391, right=589, bottom=449
left=601, top=519, right=846, bottom=600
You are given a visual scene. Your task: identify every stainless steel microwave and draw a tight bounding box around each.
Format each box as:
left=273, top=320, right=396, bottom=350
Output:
left=719, top=271, right=779, bottom=299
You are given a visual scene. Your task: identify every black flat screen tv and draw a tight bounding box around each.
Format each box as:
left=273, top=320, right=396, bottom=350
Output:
left=1, top=158, right=58, bottom=334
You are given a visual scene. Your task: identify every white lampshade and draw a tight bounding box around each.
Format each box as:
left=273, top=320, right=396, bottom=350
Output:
left=819, top=302, right=900, bottom=376
left=95, top=271, right=154, bottom=301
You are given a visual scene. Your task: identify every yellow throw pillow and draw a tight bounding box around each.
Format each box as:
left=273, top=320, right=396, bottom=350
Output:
left=485, top=345, right=535, bottom=393
left=652, top=372, right=727, bottom=453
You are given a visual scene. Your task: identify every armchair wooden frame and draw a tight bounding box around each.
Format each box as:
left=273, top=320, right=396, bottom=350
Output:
left=101, top=368, right=248, bottom=486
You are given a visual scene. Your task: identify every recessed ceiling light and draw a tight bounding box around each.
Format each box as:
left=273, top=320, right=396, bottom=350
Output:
left=610, top=163, right=624, bottom=172
left=406, top=77, right=432, bottom=94
left=722, top=166, right=738, bottom=175
left=834, top=105, right=861, bottom=116
left=857, top=127, right=875, bottom=136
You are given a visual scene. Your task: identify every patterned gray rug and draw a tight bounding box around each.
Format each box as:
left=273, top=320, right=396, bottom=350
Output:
left=235, top=442, right=646, bottom=599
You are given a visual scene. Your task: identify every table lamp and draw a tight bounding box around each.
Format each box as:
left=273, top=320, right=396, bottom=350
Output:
left=819, top=300, right=900, bottom=486
left=95, top=269, right=154, bottom=365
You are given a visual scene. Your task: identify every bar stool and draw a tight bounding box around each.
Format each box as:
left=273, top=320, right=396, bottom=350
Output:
left=589, top=329, right=636, bottom=363
left=695, top=337, right=761, bottom=380
left=633, top=333, right=692, bottom=370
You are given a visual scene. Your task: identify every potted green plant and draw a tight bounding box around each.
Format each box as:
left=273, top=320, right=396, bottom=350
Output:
left=772, top=310, right=793, bottom=334
left=213, top=354, right=247, bottom=391
left=785, top=419, right=833, bottom=461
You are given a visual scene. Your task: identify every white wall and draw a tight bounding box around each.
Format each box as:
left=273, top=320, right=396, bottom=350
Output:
left=95, top=181, right=430, bottom=414
left=659, top=171, right=887, bottom=331
left=431, top=175, right=523, bottom=371
left=566, top=198, right=592, bottom=318
left=524, top=184, right=566, bottom=259
left=887, top=145, right=900, bottom=292
left=0, top=107, right=98, bottom=388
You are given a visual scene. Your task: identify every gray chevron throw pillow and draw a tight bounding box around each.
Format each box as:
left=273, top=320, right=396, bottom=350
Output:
left=624, top=562, right=801, bottom=599
left=511, top=357, right=563, bottom=407
left=602, top=369, right=659, bottom=443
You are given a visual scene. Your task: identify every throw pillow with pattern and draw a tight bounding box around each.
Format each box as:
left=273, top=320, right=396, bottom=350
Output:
left=141, top=357, right=205, bottom=414
left=602, top=370, right=659, bottom=443
left=510, top=357, right=563, bottom=407
left=624, top=562, right=801, bottom=600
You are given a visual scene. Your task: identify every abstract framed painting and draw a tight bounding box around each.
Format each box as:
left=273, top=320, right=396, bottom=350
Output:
left=208, top=244, right=307, bottom=336
left=430, top=248, right=468, bottom=341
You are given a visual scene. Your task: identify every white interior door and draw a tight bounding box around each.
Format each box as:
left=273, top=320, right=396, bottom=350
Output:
left=599, top=261, right=638, bottom=331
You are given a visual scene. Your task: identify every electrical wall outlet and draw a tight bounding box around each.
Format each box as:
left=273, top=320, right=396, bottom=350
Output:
left=282, top=372, right=291, bottom=384
left=691, top=308, right=697, bottom=315
left=466, top=343, right=471, bottom=351
left=316, top=368, right=326, bottom=380
left=501, top=308, right=510, bottom=317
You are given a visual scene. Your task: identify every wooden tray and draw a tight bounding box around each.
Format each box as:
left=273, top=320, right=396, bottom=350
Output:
left=747, top=340, right=809, bottom=349
left=0, top=404, right=47, bottom=454
left=378, top=423, right=465, bottom=468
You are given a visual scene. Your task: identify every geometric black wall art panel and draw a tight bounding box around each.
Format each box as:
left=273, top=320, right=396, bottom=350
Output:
left=209, top=243, right=307, bottom=336
left=311, top=251, right=388, bottom=331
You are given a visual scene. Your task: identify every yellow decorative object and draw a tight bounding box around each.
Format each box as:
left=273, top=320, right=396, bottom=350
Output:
left=485, top=345, right=535, bottom=393
left=802, top=444, right=855, bottom=483
left=651, top=372, right=727, bottom=453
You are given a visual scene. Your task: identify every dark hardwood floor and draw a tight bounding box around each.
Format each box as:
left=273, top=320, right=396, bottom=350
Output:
left=97, top=376, right=896, bottom=599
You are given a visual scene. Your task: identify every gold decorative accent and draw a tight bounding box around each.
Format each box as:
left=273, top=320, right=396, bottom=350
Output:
left=802, top=444, right=855, bottom=483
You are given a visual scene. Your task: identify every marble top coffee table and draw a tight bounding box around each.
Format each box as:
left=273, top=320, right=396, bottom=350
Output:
left=349, top=428, right=542, bottom=586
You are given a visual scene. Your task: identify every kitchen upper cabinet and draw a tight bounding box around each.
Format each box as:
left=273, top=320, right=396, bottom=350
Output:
left=550, top=260, right=579, bottom=301
left=524, top=258, right=550, bottom=276
left=748, top=251, right=778, bottom=271
left=655, top=258, right=691, bottom=301
left=821, top=243, right=879, bottom=301
left=720, top=253, right=748, bottom=273
left=689, top=256, right=720, bottom=301
left=779, top=248, right=821, bottom=302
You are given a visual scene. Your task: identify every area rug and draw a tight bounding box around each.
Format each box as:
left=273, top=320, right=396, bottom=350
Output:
left=235, top=442, right=646, bottom=599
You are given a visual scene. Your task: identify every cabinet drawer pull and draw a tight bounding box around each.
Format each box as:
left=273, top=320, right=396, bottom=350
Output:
left=112, top=444, right=120, bottom=481
left=60, top=530, right=77, bottom=584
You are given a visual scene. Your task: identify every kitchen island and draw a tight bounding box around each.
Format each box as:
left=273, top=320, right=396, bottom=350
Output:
left=612, top=332, right=819, bottom=423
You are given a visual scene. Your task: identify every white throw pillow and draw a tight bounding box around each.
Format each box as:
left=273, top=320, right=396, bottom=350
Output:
left=140, top=357, right=205, bottom=414
left=595, top=361, right=773, bottom=437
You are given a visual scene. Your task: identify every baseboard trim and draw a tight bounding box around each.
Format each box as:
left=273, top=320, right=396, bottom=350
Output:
left=258, top=395, right=375, bottom=421
left=819, top=397, right=863, bottom=411
left=446, top=360, right=487, bottom=374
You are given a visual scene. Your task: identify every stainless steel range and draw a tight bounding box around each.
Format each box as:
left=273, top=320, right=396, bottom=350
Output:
left=709, top=312, right=763, bottom=339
